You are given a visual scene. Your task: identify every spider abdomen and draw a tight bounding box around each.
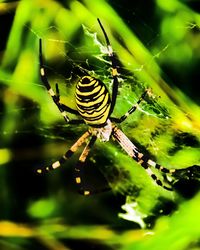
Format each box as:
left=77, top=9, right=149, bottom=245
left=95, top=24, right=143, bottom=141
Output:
left=75, top=76, right=111, bottom=126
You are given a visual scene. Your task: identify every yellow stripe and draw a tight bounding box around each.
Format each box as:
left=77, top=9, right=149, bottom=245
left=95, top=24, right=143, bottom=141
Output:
left=85, top=107, right=110, bottom=125
left=52, top=161, right=60, bottom=169
left=78, top=78, right=97, bottom=87
left=76, top=91, right=108, bottom=108
left=99, top=93, right=109, bottom=110
left=76, top=177, right=81, bottom=183
left=76, top=94, right=109, bottom=115
left=40, top=68, right=45, bottom=76
left=84, top=191, right=90, bottom=195
left=70, top=131, right=90, bottom=152
left=78, top=103, right=109, bottom=118
left=148, top=159, right=156, bottom=167
left=48, top=88, right=55, bottom=96
left=61, top=111, right=67, bottom=117
left=108, top=45, right=113, bottom=55
left=76, top=86, right=105, bottom=102
left=112, top=68, right=118, bottom=76
left=76, top=85, right=102, bottom=97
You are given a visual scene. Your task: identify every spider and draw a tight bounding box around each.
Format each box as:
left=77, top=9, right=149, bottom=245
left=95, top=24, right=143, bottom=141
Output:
left=38, top=18, right=175, bottom=195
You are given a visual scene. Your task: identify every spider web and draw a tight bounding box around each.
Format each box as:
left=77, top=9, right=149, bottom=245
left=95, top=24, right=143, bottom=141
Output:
left=1, top=22, right=199, bottom=160
left=1, top=12, right=200, bottom=228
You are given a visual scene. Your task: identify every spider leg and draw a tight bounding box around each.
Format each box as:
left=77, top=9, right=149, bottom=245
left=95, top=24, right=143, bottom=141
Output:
left=111, top=89, right=150, bottom=123
left=39, top=39, right=81, bottom=122
left=75, top=135, right=111, bottom=195
left=97, top=18, right=119, bottom=115
left=55, top=83, right=80, bottom=115
left=37, top=131, right=90, bottom=174
left=112, top=126, right=174, bottom=191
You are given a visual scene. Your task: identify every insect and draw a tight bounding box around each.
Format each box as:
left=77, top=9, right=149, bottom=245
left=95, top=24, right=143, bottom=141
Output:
left=38, top=18, right=175, bottom=195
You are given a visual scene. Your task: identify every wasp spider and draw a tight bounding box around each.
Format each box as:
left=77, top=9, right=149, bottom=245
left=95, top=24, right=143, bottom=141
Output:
left=38, top=18, right=175, bottom=195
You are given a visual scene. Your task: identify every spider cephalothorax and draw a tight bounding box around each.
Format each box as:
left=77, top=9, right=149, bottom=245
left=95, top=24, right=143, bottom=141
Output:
left=89, top=119, right=112, bottom=142
left=38, top=18, right=175, bottom=195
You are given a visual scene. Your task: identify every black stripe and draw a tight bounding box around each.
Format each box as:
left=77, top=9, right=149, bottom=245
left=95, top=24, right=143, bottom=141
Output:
left=77, top=94, right=110, bottom=113
left=81, top=112, right=106, bottom=122
left=77, top=96, right=109, bottom=114
left=65, top=150, right=74, bottom=158
left=75, top=86, right=105, bottom=102
left=128, top=105, right=137, bottom=114
left=140, top=161, right=148, bottom=169
left=151, top=174, right=157, bottom=180
left=134, top=151, right=139, bottom=161
left=81, top=114, right=105, bottom=122
left=162, top=168, right=170, bottom=173
left=138, top=154, right=149, bottom=169
left=76, top=78, right=104, bottom=92
left=141, top=155, right=150, bottom=163
left=76, top=84, right=98, bottom=93
left=48, top=165, right=54, bottom=171
left=155, top=164, right=170, bottom=173
left=75, top=161, right=85, bottom=172
left=41, top=75, right=51, bottom=90
left=80, top=77, right=96, bottom=85
left=156, top=180, right=162, bottom=186
left=52, top=95, right=59, bottom=103
left=77, top=102, right=102, bottom=112
left=76, top=77, right=111, bottom=124
left=79, top=105, right=110, bottom=121
left=59, top=158, right=66, bottom=164
left=76, top=90, right=105, bottom=103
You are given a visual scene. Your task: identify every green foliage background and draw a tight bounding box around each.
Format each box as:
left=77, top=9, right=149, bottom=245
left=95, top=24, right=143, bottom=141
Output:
left=0, top=0, right=200, bottom=249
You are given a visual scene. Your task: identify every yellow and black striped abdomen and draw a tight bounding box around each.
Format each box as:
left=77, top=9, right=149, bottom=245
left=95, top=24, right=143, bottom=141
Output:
left=75, top=76, right=111, bottom=126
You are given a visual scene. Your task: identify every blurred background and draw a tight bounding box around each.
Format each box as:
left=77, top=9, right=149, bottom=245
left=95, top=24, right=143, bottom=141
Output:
left=1, top=0, right=200, bottom=249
